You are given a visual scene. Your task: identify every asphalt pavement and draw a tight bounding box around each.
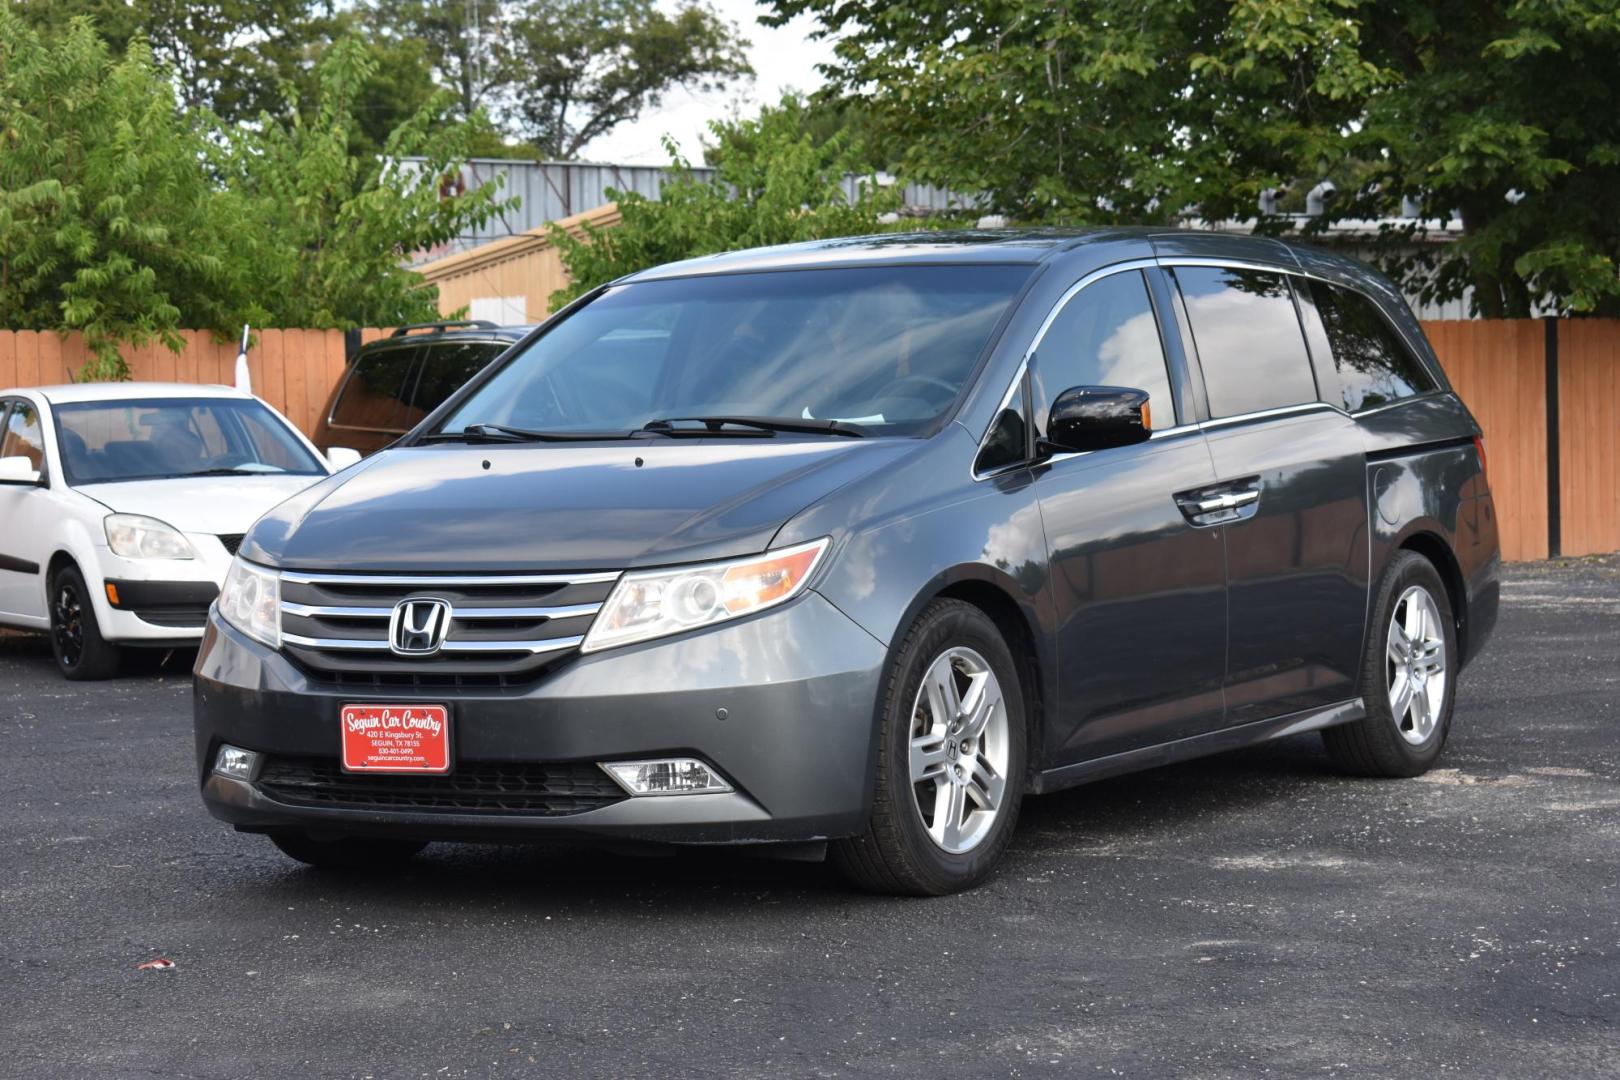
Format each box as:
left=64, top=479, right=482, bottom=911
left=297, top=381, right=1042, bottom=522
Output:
left=2, top=557, right=1617, bottom=1078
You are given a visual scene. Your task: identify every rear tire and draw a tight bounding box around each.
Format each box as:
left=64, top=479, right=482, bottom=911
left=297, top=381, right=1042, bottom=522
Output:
left=832, top=599, right=1027, bottom=895
left=49, top=564, right=122, bottom=681
left=268, top=831, right=428, bottom=869
left=1323, top=550, right=1457, bottom=777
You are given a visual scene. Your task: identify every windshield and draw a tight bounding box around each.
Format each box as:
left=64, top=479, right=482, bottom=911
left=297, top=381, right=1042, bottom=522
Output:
left=54, top=398, right=326, bottom=484
left=438, top=266, right=1033, bottom=437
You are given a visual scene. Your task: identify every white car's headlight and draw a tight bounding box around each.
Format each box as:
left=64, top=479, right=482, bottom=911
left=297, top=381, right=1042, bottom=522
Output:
left=104, top=514, right=195, bottom=559
left=218, top=555, right=281, bottom=649
left=581, top=538, right=830, bottom=653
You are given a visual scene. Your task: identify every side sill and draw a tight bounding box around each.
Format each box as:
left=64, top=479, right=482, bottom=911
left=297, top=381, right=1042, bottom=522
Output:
left=1029, top=698, right=1365, bottom=796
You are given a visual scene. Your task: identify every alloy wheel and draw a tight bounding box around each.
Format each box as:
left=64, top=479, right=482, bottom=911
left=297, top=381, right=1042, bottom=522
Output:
left=53, top=581, right=85, bottom=669
left=1386, top=585, right=1448, bottom=745
left=908, top=646, right=1009, bottom=854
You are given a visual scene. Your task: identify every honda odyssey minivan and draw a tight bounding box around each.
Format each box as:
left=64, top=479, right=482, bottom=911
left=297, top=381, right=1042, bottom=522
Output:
left=194, top=230, right=1500, bottom=894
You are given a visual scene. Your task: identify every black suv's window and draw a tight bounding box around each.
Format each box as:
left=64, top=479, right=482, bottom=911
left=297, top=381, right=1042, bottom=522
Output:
left=1034, top=270, right=1172, bottom=430
left=406, top=341, right=509, bottom=426
left=1309, top=282, right=1437, bottom=411
left=1175, top=267, right=1318, bottom=418
left=330, top=346, right=419, bottom=430
left=441, top=266, right=1034, bottom=436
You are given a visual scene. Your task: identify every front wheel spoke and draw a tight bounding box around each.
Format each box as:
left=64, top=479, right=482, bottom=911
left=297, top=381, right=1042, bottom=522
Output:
left=1390, top=672, right=1414, bottom=727
left=1387, top=634, right=1408, bottom=666
left=910, top=734, right=948, bottom=783
left=959, top=674, right=998, bottom=739
left=931, top=780, right=968, bottom=849
left=967, top=755, right=1004, bottom=812
left=923, top=657, right=960, bottom=728
left=1403, top=596, right=1424, bottom=642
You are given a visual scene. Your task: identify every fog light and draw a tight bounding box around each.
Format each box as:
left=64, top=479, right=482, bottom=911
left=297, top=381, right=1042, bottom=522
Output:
left=213, top=745, right=258, bottom=780
left=600, top=758, right=732, bottom=796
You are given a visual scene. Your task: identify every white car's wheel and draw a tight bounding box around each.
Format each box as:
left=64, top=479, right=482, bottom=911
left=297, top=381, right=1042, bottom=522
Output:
left=49, top=564, right=122, bottom=680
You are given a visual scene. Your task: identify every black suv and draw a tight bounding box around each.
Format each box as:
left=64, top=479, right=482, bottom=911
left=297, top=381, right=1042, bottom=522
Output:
left=196, top=230, right=1500, bottom=894
left=312, top=321, right=530, bottom=457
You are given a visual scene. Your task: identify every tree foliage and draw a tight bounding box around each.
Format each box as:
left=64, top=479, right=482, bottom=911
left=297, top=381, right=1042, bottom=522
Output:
left=548, top=96, right=903, bottom=309
left=0, top=13, right=505, bottom=378
left=768, top=0, right=1620, bottom=316
left=0, top=13, right=239, bottom=377
left=364, top=0, right=751, bottom=159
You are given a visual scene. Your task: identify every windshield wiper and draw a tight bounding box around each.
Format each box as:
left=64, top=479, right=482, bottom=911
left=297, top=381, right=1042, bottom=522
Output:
left=176, top=467, right=287, bottom=477
left=424, top=423, right=637, bottom=443
left=639, top=416, right=866, bottom=438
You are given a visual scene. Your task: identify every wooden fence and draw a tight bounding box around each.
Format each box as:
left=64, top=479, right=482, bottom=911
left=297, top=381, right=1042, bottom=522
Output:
left=1, top=319, right=1616, bottom=562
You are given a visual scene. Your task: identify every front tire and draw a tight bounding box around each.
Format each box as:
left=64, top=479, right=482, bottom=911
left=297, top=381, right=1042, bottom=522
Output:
left=49, top=564, right=122, bottom=681
left=267, top=831, right=428, bottom=869
left=833, top=599, right=1027, bottom=895
left=1323, top=550, right=1458, bottom=777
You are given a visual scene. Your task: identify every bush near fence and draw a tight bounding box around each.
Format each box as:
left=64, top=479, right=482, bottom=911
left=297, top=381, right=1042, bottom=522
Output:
left=1, top=321, right=1616, bottom=562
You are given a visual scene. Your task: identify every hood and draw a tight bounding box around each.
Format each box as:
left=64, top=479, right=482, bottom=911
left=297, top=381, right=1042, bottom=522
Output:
left=243, top=438, right=914, bottom=572
left=75, top=474, right=327, bottom=536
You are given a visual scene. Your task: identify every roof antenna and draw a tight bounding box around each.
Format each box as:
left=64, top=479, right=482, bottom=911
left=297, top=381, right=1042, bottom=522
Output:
left=234, top=324, right=252, bottom=393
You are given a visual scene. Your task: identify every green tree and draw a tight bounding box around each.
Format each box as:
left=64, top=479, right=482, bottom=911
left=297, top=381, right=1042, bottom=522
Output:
left=10, top=0, right=332, bottom=123
left=507, top=0, right=752, bottom=158
left=0, top=13, right=241, bottom=379
left=768, top=0, right=1620, bottom=317
left=548, top=95, right=903, bottom=308
left=365, top=0, right=751, bottom=159
left=213, top=35, right=512, bottom=329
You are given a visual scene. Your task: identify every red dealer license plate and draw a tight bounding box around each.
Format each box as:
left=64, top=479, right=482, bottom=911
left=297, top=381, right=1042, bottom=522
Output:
left=339, top=704, right=451, bottom=774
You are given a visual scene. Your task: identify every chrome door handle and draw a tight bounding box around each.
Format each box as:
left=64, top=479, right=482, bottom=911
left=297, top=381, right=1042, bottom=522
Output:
left=1190, top=490, right=1259, bottom=514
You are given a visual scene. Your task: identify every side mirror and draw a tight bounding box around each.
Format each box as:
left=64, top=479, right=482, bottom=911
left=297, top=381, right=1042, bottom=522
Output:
left=1041, top=386, right=1152, bottom=456
left=326, top=447, right=362, bottom=471
left=0, top=455, right=42, bottom=485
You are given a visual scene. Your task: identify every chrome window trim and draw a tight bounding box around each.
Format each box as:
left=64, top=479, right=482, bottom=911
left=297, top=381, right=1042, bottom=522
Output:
left=970, top=259, right=1160, bottom=481
left=1196, top=400, right=1347, bottom=431
left=279, top=570, right=620, bottom=587
left=1159, top=256, right=1441, bottom=399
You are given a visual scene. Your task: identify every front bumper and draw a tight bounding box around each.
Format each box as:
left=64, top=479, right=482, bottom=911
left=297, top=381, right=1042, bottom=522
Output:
left=194, top=591, right=888, bottom=846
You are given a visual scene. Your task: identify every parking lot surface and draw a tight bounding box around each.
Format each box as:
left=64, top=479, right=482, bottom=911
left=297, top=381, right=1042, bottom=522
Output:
left=2, top=558, right=1617, bottom=1078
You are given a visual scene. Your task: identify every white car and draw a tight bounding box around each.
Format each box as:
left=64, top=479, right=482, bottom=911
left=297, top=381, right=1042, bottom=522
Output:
left=0, top=383, right=354, bottom=679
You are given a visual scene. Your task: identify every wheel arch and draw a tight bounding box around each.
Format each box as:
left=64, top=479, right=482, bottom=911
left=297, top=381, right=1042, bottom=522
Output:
left=886, top=566, right=1050, bottom=785
left=1392, top=528, right=1469, bottom=659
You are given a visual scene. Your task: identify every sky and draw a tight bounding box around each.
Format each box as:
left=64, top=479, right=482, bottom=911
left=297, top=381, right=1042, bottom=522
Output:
left=575, top=0, right=835, bottom=166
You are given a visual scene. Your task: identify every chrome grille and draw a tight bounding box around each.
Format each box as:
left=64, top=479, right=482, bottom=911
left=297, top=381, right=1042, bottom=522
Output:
left=278, top=569, right=618, bottom=680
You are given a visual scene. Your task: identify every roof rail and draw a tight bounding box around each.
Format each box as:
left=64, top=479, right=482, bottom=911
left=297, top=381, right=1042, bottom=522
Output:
left=389, top=320, right=499, bottom=338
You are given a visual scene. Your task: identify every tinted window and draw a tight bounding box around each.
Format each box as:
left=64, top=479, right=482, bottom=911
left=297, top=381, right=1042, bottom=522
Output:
left=441, top=266, right=1033, bottom=436
left=1, top=400, right=45, bottom=470
left=1175, top=267, right=1318, bottom=418
left=53, top=398, right=324, bottom=484
left=409, top=341, right=508, bottom=422
left=1310, top=282, right=1437, bottom=411
left=330, top=346, right=419, bottom=430
left=1034, top=271, right=1173, bottom=429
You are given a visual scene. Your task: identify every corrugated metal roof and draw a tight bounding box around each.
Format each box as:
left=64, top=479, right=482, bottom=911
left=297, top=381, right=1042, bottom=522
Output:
left=409, top=158, right=981, bottom=261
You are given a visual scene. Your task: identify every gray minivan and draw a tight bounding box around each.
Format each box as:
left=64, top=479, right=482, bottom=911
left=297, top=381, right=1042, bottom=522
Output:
left=194, top=230, right=1500, bottom=894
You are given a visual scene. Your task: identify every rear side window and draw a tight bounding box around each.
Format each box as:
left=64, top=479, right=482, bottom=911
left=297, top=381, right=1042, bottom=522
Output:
left=407, top=341, right=508, bottom=424
left=1033, top=270, right=1173, bottom=428
left=1309, top=282, right=1437, bottom=411
left=330, top=346, right=419, bottom=430
left=1175, top=267, right=1318, bottom=418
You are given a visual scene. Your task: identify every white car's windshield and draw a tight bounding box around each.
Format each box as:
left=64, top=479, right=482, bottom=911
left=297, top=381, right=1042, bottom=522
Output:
left=439, top=265, right=1034, bottom=437
left=54, top=398, right=326, bottom=484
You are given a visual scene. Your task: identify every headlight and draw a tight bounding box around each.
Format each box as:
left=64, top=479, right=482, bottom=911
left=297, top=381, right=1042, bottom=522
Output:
left=581, top=538, right=830, bottom=653
left=218, top=555, right=281, bottom=649
left=104, top=514, right=195, bottom=559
